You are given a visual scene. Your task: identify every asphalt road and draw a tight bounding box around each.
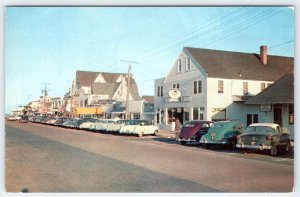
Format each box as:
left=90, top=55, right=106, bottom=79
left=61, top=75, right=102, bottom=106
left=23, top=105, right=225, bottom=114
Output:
left=5, top=121, right=294, bottom=193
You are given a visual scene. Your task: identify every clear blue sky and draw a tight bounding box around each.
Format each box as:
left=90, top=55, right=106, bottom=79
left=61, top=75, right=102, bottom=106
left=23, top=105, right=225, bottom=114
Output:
left=5, top=6, right=294, bottom=113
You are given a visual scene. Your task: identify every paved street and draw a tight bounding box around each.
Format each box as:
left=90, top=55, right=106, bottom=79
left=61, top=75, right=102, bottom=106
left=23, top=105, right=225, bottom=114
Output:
left=5, top=121, right=294, bottom=193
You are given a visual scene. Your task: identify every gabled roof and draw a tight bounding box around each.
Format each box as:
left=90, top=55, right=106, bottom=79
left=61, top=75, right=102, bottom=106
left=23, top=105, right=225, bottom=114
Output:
left=76, top=70, right=137, bottom=87
left=185, top=47, right=294, bottom=81
left=91, top=83, right=121, bottom=97
left=246, top=69, right=294, bottom=104
left=142, top=96, right=154, bottom=103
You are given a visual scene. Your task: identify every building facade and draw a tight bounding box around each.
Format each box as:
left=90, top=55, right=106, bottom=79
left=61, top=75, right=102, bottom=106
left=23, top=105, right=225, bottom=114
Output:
left=154, top=46, right=294, bottom=131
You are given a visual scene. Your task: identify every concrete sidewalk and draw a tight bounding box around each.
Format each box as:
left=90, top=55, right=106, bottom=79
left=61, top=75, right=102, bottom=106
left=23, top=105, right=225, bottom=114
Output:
left=156, top=130, right=176, bottom=139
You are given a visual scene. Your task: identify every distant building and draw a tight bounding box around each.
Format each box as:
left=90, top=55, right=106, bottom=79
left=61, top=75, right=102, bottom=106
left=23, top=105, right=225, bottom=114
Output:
left=68, top=70, right=141, bottom=118
left=154, top=46, right=293, bottom=130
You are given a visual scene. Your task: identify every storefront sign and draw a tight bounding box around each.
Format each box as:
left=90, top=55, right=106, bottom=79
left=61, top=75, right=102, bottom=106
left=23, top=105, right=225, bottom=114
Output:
left=260, top=104, right=271, bottom=112
left=168, top=89, right=181, bottom=99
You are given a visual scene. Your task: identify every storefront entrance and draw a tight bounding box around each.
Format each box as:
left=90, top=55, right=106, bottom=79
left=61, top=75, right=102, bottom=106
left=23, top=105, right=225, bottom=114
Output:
left=168, top=108, right=183, bottom=124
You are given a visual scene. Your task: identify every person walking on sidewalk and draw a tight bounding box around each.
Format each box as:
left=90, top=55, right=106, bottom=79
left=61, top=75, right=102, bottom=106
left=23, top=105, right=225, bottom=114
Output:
left=175, top=117, right=181, bottom=140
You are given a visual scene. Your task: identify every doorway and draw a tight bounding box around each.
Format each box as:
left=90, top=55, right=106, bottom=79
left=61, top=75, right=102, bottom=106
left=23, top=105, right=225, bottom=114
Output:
left=273, top=104, right=282, bottom=126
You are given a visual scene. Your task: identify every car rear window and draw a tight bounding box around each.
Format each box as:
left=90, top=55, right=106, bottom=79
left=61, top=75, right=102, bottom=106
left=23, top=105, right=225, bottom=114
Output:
left=246, top=126, right=275, bottom=134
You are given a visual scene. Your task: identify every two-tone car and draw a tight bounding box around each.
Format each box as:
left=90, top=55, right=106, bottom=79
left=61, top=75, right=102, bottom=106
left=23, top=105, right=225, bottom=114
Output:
left=119, top=120, right=159, bottom=137
left=236, top=123, right=291, bottom=156
left=200, top=120, right=244, bottom=149
left=79, top=118, right=98, bottom=130
left=177, top=120, right=214, bottom=145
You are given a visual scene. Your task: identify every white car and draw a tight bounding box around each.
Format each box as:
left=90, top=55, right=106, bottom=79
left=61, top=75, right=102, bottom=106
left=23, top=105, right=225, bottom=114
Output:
left=95, top=119, right=118, bottom=132
left=7, top=116, right=17, bottom=121
left=79, top=118, right=98, bottom=130
left=119, top=120, right=159, bottom=137
left=107, top=120, right=131, bottom=133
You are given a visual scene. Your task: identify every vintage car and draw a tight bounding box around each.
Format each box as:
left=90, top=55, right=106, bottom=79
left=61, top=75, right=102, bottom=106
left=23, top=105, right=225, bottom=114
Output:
left=94, top=119, right=118, bottom=132
left=7, top=115, right=18, bottom=121
left=79, top=118, right=98, bottom=130
left=19, top=115, right=29, bottom=123
left=119, top=120, right=159, bottom=137
left=106, top=119, right=131, bottom=133
left=236, top=123, right=291, bottom=156
left=199, top=120, right=244, bottom=148
left=177, top=120, right=214, bottom=145
left=62, top=118, right=82, bottom=129
left=54, top=117, right=70, bottom=126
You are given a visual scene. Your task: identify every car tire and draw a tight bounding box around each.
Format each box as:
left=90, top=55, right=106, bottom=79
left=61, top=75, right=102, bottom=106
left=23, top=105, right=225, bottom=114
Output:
left=180, top=141, right=187, bottom=145
left=270, top=145, right=278, bottom=156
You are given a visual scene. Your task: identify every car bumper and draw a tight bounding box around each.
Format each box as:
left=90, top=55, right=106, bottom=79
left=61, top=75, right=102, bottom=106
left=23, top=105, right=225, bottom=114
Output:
left=236, top=143, right=272, bottom=150
left=199, top=139, right=230, bottom=145
left=177, top=138, right=197, bottom=142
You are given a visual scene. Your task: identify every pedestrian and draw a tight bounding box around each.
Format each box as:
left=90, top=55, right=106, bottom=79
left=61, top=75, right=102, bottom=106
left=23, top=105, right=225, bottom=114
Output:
left=175, top=117, right=181, bottom=139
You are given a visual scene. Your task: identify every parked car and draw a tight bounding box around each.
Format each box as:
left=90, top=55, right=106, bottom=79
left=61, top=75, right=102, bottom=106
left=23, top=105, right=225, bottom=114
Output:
left=236, top=123, right=291, bottom=156
left=177, top=120, right=214, bottom=145
left=119, top=120, right=159, bottom=137
left=79, top=118, right=98, bottom=130
left=7, top=115, right=17, bottom=121
left=106, top=119, right=132, bottom=134
left=95, top=119, right=118, bottom=132
left=54, top=117, right=70, bottom=126
left=199, top=120, right=244, bottom=148
left=18, top=115, right=29, bottom=123
left=62, top=118, right=82, bottom=128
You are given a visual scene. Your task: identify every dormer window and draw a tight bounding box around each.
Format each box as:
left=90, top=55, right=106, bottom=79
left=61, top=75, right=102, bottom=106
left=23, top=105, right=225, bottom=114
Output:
left=186, top=57, right=191, bottom=71
left=177, top=59, right=182, bottom=73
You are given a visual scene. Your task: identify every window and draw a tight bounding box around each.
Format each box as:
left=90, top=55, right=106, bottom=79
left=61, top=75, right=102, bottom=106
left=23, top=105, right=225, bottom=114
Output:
left=157, top=86, right=163, bottom=97
left=157, top=86, right=160, bottom=97
left=218, top=80, right=224, bottom=94
left=261, top=83, right=266, bottom=91
left=185, top=57, right=191, bottom=71
left=193, top=107, right=199, bottom=120
left=289, top=104, right=294, bottom=125
left=243, top=82, right=248, bottom=94
left=177, top=59, right=182, bottom=73
left=247, top=114, right=259, bottom=126
left=193, top=80, right=202, bottom=94
left=200, top=113, right=204, bottom=120
left=198, top=81, right=202, bottom=93
left=173, top=83, right=180, bottom=89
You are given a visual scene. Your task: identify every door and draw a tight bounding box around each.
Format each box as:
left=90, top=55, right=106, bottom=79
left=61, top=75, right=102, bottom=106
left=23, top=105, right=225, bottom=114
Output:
left=273, top=104, right=282, bottom=127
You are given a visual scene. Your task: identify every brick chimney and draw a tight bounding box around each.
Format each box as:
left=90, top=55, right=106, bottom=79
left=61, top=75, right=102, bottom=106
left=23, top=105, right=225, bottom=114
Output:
left=260, top=45, right=267, bottom=65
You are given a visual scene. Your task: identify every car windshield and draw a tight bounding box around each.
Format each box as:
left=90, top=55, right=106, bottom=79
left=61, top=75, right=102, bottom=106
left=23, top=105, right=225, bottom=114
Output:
left=183, top=121, right=196, bottom=128
left=246, top=126, right=275, bottom=134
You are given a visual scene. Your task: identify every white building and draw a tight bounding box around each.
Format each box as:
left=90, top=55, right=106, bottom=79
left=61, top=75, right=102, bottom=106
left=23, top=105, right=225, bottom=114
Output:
left=154, top=46, right=293, bottom=130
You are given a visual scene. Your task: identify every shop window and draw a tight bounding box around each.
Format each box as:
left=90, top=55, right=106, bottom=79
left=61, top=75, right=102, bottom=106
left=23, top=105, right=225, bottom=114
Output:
left=184, top=111, right=189, bottom=122
left=289, top=104, right=294, bottom=125
left=218, top=80, right=224, bottom=94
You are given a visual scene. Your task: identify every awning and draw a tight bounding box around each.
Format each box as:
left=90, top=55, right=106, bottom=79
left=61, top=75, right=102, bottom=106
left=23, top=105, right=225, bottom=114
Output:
left=75, top=107, right=104, bottom=115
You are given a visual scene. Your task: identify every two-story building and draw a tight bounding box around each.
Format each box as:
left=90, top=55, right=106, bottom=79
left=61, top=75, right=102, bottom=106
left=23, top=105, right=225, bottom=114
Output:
left=154, top=46, right=294, bottom=130
left=69, top=70, right=142, bottom=118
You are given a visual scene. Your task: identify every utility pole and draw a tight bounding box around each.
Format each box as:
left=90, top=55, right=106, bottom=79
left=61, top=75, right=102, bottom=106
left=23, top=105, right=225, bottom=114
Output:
left=121, top=60, right=138, bottom=120
left=41, top=83, right=49, bottom=115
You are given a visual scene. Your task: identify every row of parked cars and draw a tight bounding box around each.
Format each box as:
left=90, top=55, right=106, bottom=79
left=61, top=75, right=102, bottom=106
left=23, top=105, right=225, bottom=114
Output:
left=177, top=120, right=292, bottom=156
left=28, top=116, right=159, bottom=137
